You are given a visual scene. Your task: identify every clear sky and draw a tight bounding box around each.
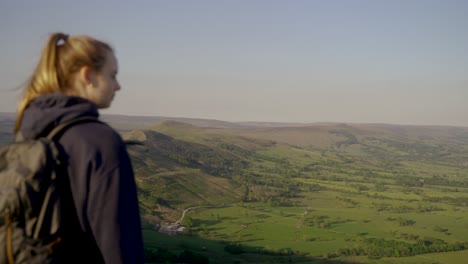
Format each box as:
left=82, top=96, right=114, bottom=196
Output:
left=1, top=0, right=467, bottom=126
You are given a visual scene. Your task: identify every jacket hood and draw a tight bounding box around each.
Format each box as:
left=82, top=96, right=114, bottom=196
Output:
left=19, top=93, right=99, bottom=140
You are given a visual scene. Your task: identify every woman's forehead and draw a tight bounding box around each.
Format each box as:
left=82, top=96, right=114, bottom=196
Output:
left=106, top=51, right=118, bottom=70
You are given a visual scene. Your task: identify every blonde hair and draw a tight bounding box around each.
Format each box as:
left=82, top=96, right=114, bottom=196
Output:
left=14, top=32, right=113, bottom=133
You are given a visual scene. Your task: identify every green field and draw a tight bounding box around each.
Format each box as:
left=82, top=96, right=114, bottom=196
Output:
left=3, top=115, right=468, bottom=263
left=133, top=121, right=468, bottom=264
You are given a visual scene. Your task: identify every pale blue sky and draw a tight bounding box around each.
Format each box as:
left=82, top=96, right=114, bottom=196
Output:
left=1, top=0, right=467, bottom=126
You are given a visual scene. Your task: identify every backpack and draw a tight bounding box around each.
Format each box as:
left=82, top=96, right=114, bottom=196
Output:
left=0, top=117, right=99, bottom=264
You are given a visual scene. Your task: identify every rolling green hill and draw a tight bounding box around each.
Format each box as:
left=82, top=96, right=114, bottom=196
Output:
left=3, top=112, right=468, bottom=263
left=130, top=120, right=468, bottom=263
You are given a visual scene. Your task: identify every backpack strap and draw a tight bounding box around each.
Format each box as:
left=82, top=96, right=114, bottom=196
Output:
left=46, top=116, right=102, bottom=141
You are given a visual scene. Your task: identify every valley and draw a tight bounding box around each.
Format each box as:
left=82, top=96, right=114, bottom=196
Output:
left=2, top=113, right=468, bottom=263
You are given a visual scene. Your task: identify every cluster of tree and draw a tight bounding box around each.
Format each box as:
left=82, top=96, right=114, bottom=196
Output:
left=237, top=177, right=306, bottom=203
left=148, top=136, right=249, bottom=178
left=393, top=176, right=425, bottom=187
left=369, top=138, right=446, bottom=160
left=416, top=204, right=445, bottom=212
left=396, top=232, right=420, bottom=241
left=362, top=145, right=399, bottom=161
left=336, top=238, right=468, bottom=259
left=372, top=203, right=415, bottom=213
left=306, top=183, right=324, bottom=192
left=365, top=192, right=395, bottom=201
left=425, top=175, right=468, bottom=188
left=336, top=196, right=359, bottom=207
left=433, top=225, right=450, bottom=235
left=385, top=217, right=416, bottom=226
left=393, top=174, right=468, bottom=189
left=398, top=218, right=416, bottom=226
left=373, top=182, right=387, bottom=192
left=144, top=248, right=209, bottom=264
left=330, top=129, right=359, bottom=147
left=224, top=243, right=298, bottom=257
left=388, top=204, right=416, bottom=213
left=311, top=174, right=349, bottom=182
left=304, top=215, right=332, bottom=229
left=423, top=196, right=468, bottom=207
left=216, top=143, right=254, bottom=157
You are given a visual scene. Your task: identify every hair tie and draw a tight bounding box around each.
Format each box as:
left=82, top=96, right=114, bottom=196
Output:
left=57, top=34, right=69, bottom=46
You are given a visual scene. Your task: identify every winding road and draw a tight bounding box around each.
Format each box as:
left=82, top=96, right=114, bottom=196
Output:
left=175, top=203, right=237, bottom=224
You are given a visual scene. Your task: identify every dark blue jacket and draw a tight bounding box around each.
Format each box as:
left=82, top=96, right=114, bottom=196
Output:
left=19, top=93, right=144, bottom=264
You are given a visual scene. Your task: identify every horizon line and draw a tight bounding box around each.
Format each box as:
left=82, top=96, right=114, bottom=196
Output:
left=1, top=111, right=467, bottom=129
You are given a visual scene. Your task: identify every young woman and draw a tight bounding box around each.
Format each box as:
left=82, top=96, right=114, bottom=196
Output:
left=14, top=33, right=144, bottom=263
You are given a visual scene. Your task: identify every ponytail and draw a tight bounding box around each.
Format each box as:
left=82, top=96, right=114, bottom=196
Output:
left=14, top=33, right=68, bottom=132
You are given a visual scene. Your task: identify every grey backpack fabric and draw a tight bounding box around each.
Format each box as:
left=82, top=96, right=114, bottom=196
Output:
left=0, top=117, right=98, bottom=264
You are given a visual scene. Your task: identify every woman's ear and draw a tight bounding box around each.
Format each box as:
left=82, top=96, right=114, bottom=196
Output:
left=78, top=66, right=94, bottom=88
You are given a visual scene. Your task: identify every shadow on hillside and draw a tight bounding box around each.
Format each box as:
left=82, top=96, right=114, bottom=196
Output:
left=144, top=229, right=358, bottom=264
